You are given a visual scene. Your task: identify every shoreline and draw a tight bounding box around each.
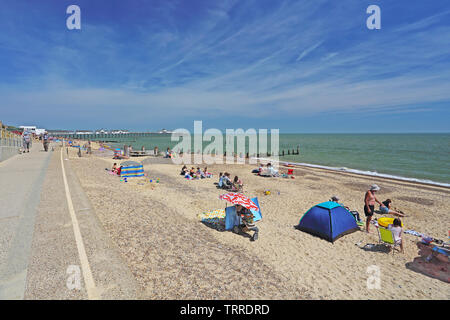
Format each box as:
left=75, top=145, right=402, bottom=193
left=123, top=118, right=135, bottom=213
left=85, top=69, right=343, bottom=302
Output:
left=257, top=157, right=450, bottom=191
left=62, top=134, right=450, bottom=189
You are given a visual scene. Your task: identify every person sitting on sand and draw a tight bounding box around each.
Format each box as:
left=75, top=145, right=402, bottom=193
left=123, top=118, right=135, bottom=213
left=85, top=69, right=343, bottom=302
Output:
left=330, top=195, right=340, bottom=203
left=195, top=167, right=206, bottom=179
left=387, top=218, right=404, bottom=253
left=265, top=163, right=279, bottom=177
left=254, top=164, right=263, bottom=175
left=331, top=195, right=362, bottom=223
left=379, top=199, right=405, bottom=217
left=222, top=173, right=233, bottom=189
left=331, top=195, right=350, bottom=210
left=180, top=165, right=188, bottom=175
left=232, top=176, right=244, bottom=192
left=112, top=163, right=118, bottom=172
left=270, top=167, right=279, bottom=177
left=116, top=166, right=122, bottom=176
left=218, top=173, right=224, bottom=187
left=235, top=205, right=259, bottom=241
left=254, top=164, right=262, bottom=175
left=364, top=184, right=386, bottom=233
left=203, top=167, right=212, bottom=178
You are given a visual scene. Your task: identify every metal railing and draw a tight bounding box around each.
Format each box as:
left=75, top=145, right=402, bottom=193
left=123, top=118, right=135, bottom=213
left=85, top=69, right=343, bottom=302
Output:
left=0, top=128, right=22, bottom=148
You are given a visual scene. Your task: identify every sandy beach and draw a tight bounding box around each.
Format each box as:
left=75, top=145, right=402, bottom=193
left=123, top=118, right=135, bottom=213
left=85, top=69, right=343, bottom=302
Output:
left=67, top=144, right=449, bottom=300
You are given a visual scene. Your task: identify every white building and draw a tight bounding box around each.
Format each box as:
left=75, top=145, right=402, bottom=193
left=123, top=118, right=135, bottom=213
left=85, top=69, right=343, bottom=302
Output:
left=20, top=126, right=37, bottom=133
left=158, top=129, right=173, bottom=134
left=111, top=130, right=129, bottom=134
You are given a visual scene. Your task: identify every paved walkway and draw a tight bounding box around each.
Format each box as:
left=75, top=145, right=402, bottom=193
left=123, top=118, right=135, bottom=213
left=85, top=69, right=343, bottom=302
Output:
left=0, top=143, right=51, bottom=299
left=0, top=143, right=139, bottom=299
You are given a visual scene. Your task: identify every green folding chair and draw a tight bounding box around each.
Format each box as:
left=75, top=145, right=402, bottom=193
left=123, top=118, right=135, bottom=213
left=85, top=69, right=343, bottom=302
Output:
left=377, top=226, right=400, bottom=254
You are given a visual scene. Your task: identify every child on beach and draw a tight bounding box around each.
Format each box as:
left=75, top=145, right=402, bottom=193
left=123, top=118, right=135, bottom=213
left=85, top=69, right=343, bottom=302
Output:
left=218, top=173, right=223, bottom=187
left=258, top=164, right=264, bottom=175
left=232, top=176, right=243, bottom=192
left=112, top=163, right=117, bottom=172
left=388, top=218, right=404, bottom=253
left=203, top=167, right=212, bottom=178
left=196, top=167, right=205, bottom=178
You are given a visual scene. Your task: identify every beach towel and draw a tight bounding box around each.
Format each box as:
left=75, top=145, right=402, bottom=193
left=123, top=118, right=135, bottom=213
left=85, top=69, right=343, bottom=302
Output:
left=198, top=209, right=226, bottom=230
left=405, top=230, right=423, bottom=237
left=259, top=169, right=272, bottom=177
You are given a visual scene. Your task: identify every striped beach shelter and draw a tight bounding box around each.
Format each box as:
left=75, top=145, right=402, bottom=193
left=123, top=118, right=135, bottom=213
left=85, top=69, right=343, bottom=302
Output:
left=113, top=148, right=121, bottom=158
left=120, top=161, right=144, bottom=178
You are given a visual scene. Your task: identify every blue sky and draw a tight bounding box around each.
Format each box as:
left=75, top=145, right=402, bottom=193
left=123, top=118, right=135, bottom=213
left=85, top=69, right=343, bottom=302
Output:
left=0, top=0, right=449, bottom=132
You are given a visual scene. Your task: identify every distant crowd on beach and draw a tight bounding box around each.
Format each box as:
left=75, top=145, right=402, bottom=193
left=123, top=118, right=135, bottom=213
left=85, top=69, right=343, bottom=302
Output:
left=180, top=165, right=212, bottom=180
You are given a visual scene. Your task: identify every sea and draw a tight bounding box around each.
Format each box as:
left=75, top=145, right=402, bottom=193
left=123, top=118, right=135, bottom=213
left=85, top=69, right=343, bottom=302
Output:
left=98, top=133, right=450, bottom=187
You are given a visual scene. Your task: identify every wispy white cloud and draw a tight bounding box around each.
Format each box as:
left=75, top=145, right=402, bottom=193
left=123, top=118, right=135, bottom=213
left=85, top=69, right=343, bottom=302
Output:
left=296, top=41, right=323, bottom=62
left=0, top=0, right=449, bottom=130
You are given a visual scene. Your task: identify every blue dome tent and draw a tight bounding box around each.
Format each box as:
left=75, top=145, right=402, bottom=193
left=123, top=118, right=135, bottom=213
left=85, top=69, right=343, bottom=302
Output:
left=297, top=201, right=359, bottom=242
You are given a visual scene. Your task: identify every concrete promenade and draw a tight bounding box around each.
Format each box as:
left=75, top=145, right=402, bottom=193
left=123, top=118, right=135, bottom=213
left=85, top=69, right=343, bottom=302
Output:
left=0, top=143, right=139, bottom=299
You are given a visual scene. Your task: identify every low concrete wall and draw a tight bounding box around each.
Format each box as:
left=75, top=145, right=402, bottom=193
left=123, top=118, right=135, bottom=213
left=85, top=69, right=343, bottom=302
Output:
left=0, top=146, right=20, bottom=162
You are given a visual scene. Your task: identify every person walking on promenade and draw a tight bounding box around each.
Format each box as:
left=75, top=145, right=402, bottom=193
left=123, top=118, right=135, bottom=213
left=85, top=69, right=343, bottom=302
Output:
left=22, top=131, right=31, bottom=153
left=42, top=131, right=49, bottom=152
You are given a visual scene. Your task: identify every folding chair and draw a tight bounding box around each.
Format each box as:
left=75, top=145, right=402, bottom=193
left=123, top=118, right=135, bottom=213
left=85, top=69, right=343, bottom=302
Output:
left=377, top=226, right=400, bottom=254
